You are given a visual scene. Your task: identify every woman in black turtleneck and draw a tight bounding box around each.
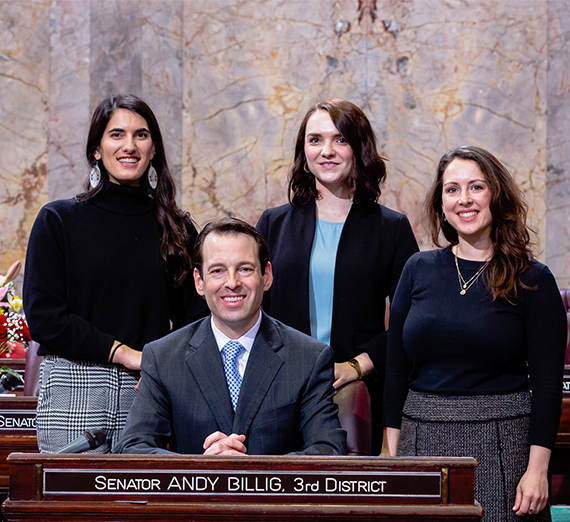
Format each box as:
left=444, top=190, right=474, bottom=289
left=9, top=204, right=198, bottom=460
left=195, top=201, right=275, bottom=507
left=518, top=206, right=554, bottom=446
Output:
left=24, top=94, right=208, bottom=453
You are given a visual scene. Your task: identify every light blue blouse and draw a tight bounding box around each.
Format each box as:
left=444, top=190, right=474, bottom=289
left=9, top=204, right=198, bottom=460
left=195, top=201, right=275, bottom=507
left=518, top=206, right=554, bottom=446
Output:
left=308, top=219, right=345, bottom=346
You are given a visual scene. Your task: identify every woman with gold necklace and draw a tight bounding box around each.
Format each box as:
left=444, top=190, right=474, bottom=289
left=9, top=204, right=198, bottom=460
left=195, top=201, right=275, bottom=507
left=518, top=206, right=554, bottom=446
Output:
left=383, top=145, right=566, bottom=521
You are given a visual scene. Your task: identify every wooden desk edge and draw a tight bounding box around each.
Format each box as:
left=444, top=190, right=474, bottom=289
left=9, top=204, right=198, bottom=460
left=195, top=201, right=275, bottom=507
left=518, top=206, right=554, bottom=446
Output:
left=6, top=453, right=479, bottom=467
left=1, top=499, right=484, bottom=518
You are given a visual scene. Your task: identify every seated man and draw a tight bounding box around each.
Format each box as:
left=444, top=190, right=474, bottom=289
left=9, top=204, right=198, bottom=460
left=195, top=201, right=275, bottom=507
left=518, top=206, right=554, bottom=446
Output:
left=115, top=217, right=346, bottom=456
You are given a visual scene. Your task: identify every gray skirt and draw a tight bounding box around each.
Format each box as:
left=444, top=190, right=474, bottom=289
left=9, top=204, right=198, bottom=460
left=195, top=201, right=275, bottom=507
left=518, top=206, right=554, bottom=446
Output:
left=36, top=356, right=138, bottom=453
left=397, top=390, right=550, bottom=522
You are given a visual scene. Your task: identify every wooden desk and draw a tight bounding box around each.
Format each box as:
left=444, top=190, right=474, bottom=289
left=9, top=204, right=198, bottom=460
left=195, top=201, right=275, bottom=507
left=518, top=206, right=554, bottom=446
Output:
left=3, top=454, right=482, bottom=521
left=0, top=397, right=38, bottom=492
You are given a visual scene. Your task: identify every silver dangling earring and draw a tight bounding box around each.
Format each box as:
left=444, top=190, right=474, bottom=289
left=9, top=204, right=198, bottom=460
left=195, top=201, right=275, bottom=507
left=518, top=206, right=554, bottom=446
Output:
left=148, top=163, right=158, bottom=190
left=90, top=163, right=101, bottom=189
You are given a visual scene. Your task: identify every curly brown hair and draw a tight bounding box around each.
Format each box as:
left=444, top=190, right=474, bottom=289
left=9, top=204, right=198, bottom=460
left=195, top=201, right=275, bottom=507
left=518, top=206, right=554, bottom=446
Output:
left=288, top=99, right=386, bottom=207
left=425, top=145, right=534, bottom=300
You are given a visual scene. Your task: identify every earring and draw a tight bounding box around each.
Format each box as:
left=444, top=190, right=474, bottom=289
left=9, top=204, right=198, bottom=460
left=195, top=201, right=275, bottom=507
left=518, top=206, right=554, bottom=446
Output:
left=148, top=163, right=158, bottom=190
left=90, top=163, right=101, bottom=189
left=303, top=162, right=310, bottom=173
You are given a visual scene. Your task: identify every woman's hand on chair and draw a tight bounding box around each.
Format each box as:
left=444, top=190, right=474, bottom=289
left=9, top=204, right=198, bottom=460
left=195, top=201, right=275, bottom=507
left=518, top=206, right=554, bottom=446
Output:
left=333, top=353, right=374, bottom=389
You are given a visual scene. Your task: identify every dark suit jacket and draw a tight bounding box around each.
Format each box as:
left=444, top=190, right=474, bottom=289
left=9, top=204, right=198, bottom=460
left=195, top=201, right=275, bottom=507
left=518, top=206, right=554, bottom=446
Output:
left=256, top=201, right=418, bottom=452
left=115, top=312, right=347, bottom=455
left=257, top=201, right=418, bottom=369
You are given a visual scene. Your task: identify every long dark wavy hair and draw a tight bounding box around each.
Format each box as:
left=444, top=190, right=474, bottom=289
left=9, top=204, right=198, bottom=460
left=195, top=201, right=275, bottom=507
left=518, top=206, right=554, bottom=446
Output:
left=288, top=99, right=386, bottom=207
left=78, top=94, right=192, bottom=286
left=426, top=145, right=534, bottom=300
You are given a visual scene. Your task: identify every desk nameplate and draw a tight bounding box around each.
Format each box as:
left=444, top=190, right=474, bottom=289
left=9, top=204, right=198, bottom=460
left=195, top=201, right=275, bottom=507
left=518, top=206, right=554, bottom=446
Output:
left=563, top=373, right=570, bottom=396
left=43, top=468, right=441, bottom=504
left=0, top=409, right=36, bottom=434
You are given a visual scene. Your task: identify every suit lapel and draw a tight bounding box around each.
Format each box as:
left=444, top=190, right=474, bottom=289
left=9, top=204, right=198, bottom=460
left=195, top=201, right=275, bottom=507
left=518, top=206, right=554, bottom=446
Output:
left=233, top=314, right=284, bottom=435
left=285, top=202, right=316, bottom=334
left=185, top=318, right=234, bottom=435
left=331, top=203, right=377, bottom=336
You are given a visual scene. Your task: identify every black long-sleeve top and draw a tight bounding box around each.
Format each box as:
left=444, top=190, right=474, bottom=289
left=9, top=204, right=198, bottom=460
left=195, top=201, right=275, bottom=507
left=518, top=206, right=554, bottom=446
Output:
left=384, top=247, right=567, bottom=449
left=23, top=183, right=208, bottom=363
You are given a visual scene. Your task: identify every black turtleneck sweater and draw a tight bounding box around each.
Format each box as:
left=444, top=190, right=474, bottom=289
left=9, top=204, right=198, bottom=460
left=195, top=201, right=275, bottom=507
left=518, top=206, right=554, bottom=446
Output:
left=23, top=183, right=208, bottom=363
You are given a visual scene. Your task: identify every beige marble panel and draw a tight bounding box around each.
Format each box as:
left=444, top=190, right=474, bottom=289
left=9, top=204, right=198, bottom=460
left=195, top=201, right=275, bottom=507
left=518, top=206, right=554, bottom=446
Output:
left=49, top=0, right=185, bottom=201
left=0, top=0, right=49, bottom=269
left=344, top=0, right=547, bottom=253
left=547, top=0, right=570, bottom=289
left=89, top=0, right=143, bottom=106
left=142, top=0, right=184, bottom=193
left=181, top=0, right=549, bottom=267
left=0, top=0, right=566, bottom=285
left=49, top=0, right=91, bottom=199
left=182, top=0, right=351, bottom=226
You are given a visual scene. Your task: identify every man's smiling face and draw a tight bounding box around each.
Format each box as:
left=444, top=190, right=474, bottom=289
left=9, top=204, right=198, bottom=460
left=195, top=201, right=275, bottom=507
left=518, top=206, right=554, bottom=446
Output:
left=194, top=232, right=273, bottom=339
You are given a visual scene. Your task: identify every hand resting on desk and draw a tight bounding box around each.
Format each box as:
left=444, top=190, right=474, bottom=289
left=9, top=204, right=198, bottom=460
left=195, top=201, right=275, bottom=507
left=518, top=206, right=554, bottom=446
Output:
left=203, top=431, right=247, bottom=456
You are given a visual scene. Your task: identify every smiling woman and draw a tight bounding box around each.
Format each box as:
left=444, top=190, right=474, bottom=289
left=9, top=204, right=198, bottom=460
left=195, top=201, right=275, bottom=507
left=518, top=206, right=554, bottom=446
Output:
left=304, top=110, right=355, bottom=198
left=23, top=94, right=208, bottom=454
left=384, top=145, right=567, bottom=522
left=441, top=159, right=493, bottom=259
left=257, top=99, right=419, bottom=454
left=94, top=109, right=156, bottom=187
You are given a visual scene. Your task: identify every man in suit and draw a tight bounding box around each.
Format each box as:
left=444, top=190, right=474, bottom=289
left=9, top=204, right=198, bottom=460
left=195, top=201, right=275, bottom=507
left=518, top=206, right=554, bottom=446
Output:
left=115, top=217, right=346, bottom=456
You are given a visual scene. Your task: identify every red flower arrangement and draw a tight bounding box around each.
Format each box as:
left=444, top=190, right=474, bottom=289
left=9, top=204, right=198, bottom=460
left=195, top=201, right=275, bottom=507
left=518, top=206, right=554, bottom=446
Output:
left=0, top=314, right=31, bottom=355
left=0, top=261, right=30, bottom=358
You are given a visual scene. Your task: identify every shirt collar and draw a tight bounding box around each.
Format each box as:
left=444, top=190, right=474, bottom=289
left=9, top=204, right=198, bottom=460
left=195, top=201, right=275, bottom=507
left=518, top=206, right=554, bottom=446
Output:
left=210, top=312, right=262, bottom=354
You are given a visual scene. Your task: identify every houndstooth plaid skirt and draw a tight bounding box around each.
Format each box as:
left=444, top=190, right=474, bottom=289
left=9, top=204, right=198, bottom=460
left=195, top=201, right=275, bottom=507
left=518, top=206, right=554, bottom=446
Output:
left=397, top=390, right=550, bottom=522
left=36, top=355, right=138, bottom=453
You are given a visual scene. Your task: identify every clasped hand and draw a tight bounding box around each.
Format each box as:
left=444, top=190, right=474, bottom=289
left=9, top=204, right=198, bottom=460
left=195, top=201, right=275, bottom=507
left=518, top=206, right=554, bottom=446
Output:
left=203, top=431, right=247, bottom=456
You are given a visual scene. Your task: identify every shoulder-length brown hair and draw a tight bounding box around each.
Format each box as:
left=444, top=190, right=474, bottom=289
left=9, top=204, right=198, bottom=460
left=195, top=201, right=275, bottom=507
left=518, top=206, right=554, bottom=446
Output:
left=288, top=99, right=386, bottom=207
left=78, top=93, right=192, bottom=286
left=425, top=145, right=534, bottom=300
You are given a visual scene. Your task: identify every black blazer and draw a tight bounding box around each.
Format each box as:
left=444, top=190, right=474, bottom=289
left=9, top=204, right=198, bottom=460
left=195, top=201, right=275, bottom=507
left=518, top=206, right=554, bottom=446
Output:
left=115, top=312, right=347, bottom=456
left=257, top=201, right=419, bottom=372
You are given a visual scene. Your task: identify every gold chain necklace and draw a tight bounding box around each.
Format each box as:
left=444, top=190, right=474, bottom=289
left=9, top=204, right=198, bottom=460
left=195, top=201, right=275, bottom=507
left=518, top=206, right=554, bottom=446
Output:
left=454, top=253, right=489, bottom=295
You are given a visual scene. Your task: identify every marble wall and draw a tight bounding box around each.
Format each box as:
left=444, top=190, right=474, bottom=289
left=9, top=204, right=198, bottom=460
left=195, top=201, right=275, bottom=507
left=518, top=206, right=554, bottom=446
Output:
left=0, top=0, right=569, bottom=287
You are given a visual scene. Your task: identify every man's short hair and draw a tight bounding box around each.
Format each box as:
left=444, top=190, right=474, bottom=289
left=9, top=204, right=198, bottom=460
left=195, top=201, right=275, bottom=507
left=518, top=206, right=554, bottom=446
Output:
left=193, top=217, right=270, bottom=276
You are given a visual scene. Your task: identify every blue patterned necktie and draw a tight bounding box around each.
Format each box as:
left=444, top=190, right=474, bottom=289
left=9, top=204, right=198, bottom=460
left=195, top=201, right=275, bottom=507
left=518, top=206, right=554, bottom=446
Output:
left=222, top=340, right=245, bottom=411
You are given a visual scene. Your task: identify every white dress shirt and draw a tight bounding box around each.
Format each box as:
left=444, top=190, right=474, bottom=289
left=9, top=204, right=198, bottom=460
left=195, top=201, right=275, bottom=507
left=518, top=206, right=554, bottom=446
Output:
left=210, top=312, right=262, bottom=378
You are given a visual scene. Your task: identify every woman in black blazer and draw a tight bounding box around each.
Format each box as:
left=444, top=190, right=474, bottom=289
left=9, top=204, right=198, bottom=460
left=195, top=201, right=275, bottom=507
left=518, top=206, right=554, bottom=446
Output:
left=256, top=99, right=418, bottom=453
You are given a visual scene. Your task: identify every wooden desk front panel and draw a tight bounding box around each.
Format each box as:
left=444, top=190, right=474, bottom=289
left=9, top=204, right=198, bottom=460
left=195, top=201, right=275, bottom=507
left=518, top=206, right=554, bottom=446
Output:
left=0, top=397, right=38, bottom=491
left=3, top=454, right=483, bottom=522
